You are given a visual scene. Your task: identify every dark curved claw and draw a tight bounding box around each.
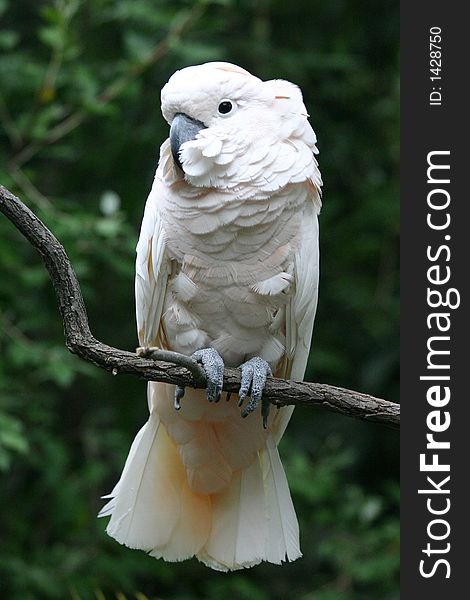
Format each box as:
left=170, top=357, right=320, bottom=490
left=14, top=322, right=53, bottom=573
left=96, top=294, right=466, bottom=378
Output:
left=174, top=385, right=185, bottom=410
left=238, top=357, right=272, bottom=428
left=174, top=347, right=224, bottom=410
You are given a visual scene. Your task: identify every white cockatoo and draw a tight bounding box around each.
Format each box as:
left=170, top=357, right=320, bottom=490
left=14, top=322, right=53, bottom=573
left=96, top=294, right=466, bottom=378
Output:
left=99, top=62, right=322, bottom=571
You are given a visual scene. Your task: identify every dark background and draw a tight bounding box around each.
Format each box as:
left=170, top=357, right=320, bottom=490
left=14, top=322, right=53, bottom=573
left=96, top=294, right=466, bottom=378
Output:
left=0, top=1, right=399, bottom=598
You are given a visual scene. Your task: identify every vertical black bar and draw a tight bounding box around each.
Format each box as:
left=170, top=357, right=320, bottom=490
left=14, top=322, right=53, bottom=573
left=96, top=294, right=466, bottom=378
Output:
left=401, top=3, right=467, bottom=597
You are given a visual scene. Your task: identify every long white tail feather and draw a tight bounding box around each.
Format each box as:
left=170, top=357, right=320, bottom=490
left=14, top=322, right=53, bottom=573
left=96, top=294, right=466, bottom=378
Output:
left=100, top=385, right=301, bottom=569
left=150, top=477, right=211, bottom=562
left=262, top=437, right=302, bottom=564
left=198, top=456, right=267, bottom=570
left=98, top=418, right=151, bottom=512
left=101, top=414, right=183, bottom=550
left=98, top=421, right=150, bottom=518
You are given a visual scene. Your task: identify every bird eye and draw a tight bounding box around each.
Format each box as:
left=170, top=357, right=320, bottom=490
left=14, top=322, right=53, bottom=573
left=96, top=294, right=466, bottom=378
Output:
left=217, top=99, right=236, bottom=116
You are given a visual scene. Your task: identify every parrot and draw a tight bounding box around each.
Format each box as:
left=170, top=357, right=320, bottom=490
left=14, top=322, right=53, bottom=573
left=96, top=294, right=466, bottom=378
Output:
left=99, top=61, right=322, bottom=572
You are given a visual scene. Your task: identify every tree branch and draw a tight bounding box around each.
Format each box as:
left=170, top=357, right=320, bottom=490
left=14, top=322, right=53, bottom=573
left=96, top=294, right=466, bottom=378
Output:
left=0, top=185, right=400, bottom=430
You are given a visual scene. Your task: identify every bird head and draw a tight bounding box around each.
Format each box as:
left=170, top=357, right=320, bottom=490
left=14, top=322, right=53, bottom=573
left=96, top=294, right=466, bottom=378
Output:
left=160, top=62, right=321, bottom=193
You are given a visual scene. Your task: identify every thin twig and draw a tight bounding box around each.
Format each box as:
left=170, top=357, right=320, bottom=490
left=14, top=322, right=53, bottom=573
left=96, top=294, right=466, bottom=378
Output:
left=0, top=185, right=400, bottom=430
left=0, top=94, right=23, bottom=149
left=7, top=164, right=54, bottom=211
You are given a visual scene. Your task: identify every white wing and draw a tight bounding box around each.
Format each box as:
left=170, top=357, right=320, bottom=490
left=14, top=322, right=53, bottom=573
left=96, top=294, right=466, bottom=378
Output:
left=286, top=200, right=320, bottom=381
left=135, top=176, right=171, bottom=348
left=273, top=198, right=320, bottom=442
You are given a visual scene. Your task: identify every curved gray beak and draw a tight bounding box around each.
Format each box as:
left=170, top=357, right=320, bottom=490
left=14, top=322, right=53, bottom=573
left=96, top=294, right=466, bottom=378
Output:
left=170, top=113, right=206, bottom=171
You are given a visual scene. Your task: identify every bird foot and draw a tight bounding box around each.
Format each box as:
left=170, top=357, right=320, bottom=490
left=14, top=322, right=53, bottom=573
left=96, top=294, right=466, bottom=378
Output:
left=238, top=357, right=272, bottom=429
left=174, top=347, right=224, bottom=410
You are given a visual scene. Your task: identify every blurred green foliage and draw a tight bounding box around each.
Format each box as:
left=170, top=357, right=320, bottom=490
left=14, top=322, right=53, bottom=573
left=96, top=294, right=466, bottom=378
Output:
left=0, top=0, right=399, bottom=598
